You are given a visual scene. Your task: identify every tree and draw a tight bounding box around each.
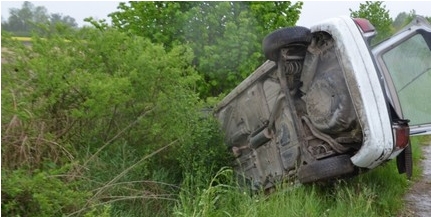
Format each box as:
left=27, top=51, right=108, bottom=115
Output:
left=393, top=12, right=409, bottom=31
left=350, top=1, right=392, bottom=44
left=107, top=1, right=303, bottom=98
left=50, top=13, right=78, bottom=28
left=393, top=10, right=431, bottom=31
left=33, top=5, right=49, bottom=23
left=109, top=2, right=191, bottom=46
left=1, top=1, right=78, bottom=36
left=1, top=1, right=34, bottom=36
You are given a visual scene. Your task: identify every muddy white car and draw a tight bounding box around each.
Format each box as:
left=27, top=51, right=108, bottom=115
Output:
left=214, top=16, right=431, bottom=190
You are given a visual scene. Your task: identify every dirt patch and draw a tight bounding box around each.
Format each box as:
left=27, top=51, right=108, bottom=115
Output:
left=402, top=141, right=431, bottom=217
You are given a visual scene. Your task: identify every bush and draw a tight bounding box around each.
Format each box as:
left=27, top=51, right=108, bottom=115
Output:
left=2, top=26, right=208, bottom=216
left=1, top=167, right=90, bottom=216
left=178, top=116, right=233, bottom=189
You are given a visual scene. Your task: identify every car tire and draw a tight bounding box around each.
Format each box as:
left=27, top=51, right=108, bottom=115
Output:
left=298, top=154, right=355, bottom=184
left=262, top=26, right=312, bottom=62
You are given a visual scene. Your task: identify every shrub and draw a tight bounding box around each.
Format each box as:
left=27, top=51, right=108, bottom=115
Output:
left=178, top=116, right=233, bottom=190
left=1, top=166, right=90, bottom=216
left=2, top=26, right=205, bottom=216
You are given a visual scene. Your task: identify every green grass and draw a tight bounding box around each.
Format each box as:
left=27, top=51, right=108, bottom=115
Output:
left=173, top=135, right=430, bottom=217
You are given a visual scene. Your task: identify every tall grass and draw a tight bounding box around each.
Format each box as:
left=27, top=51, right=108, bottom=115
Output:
left=174, top=136, right=428, bottom=217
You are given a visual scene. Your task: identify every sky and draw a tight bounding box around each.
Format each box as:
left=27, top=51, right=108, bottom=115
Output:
left=1, top=1, right=431, bottom=28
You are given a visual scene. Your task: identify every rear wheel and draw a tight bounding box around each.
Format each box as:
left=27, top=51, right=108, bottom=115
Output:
left=262, top=26, right=312, bottom=62
left=298, top=154, right=355, bottom=184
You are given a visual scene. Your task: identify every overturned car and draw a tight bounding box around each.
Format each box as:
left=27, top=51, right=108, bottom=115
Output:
left=214, top=16, right=431, bottom=190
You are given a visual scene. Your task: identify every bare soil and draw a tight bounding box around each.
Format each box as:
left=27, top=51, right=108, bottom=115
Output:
left=402, top=141, right=431, bottom=217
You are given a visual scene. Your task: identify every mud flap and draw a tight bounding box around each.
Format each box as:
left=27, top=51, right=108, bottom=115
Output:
left=396, top=140, right=413, bottom=179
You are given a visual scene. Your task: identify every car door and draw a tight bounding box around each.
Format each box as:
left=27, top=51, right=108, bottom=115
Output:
left=372, top=16, right=431, bottom=135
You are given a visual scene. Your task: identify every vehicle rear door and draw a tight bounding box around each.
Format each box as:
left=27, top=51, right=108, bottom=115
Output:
left=372, top=16, right=431, bottom=135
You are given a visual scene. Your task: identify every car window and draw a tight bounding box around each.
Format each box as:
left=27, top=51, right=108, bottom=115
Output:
left=382, top=34, right=431, bottom=125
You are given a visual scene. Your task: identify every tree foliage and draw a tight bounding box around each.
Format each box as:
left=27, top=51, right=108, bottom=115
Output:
left=349, top=1, right=392, bottom=44
left=392, top=12, right=410, bottom=31
left=350, top=2, right=431, bottom=43
left=1, top=1, right=78, bottom=36
left=393, top=10, right=431, bottom=32
left=108, top=1, right=303, bottom=98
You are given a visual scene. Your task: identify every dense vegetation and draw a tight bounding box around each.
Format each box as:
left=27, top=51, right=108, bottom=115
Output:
left=2, top=1, right=430, bottom=216
left=106, top=1, right=304, bottom=98
left=1, top=28, right=207, bottom=216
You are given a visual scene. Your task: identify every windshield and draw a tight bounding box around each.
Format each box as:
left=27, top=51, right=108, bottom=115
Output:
left=382, top=34, right=431, bottom=125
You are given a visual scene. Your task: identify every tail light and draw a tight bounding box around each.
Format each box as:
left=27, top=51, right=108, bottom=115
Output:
left=393, top=120, right=410, bottom=150
left=353, top=18, right=377, bottom=44
left=353, top=18, right=376, bottom=33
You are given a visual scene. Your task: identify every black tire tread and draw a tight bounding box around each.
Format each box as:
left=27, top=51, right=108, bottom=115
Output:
left=298, top=154, right=355, bottom=184
left=262, top=26, right=312, bottom=61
